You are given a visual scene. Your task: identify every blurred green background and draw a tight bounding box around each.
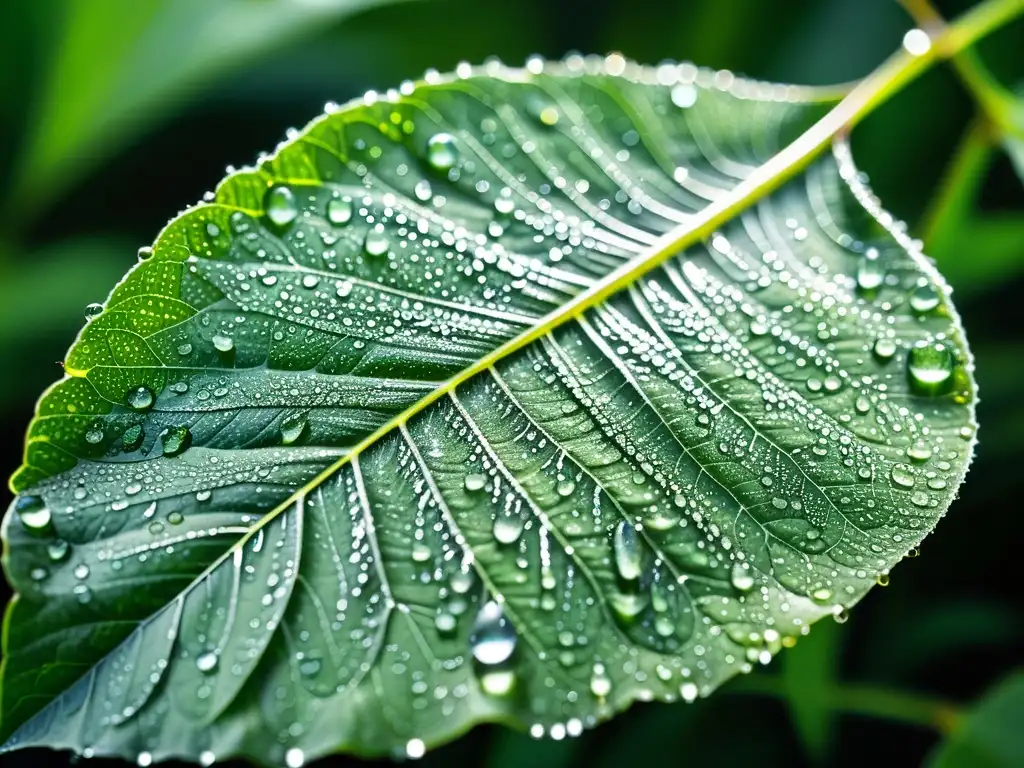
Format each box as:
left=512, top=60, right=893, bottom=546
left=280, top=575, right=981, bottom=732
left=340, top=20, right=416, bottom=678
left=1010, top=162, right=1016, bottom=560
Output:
left=0, top=0, right=1022, bottom=766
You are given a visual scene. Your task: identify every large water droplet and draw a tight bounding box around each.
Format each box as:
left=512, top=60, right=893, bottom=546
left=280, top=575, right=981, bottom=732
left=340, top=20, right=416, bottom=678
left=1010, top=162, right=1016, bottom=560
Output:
left=265, top=186, right=298, bottom=227
left=84, top=303, right=103, bottom=319
left=196, top=651, right=219, bottom=674
left=364, top=229, right=389, bottom=257
left=212, top=334, right=234, bottom=353
left=160, top=425, right=192, bottom=457
left=15, top=495, right=52, bottom=534
left=426, top=133, right=458, bottom=171
left=327, top=197, right=353, bottom=225
left=856, top=250, right=885, bottom=292
left=731, top=562, right=755, bottom=592
left=470, top=600, right=517, bottom=665
left=122, top=424, right=144, bottom=452
left=908, top=342, right=953, bottom=392
left=613, top=521, right=643, bottom=581
left=909, top=283, right=940, bottom=313
left=464, top=473, right=487, bottom=492
left=280, top=413, right=307, bottom=445
left=285, top=748, right=304, bottom=768
left=492, top=514, right=524, bottom=545
left=873, top=337, right=897, bottom=361
left=126, top=386, right=154, bottom=411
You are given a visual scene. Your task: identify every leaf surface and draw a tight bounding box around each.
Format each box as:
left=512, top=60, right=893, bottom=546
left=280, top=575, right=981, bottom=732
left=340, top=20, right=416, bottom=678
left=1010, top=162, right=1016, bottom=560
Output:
left=0, top=57, right=976, bottom=765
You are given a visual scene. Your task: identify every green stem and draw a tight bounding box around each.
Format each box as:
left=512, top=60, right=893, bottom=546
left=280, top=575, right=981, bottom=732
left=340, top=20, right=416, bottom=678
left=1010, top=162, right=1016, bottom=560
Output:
left=920, top=116, right=995, bottom=248
left=900, top=0, right=1024, bottom=137
left=728, top=674, right=962, bottom=735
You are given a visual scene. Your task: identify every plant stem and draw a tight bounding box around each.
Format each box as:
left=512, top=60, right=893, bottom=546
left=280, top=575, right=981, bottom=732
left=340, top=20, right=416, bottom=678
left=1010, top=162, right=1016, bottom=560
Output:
left=727, top=674, right=963, bottom=735
left=920, top=116, right=995, bottom=248
left=900, top=0, right=1024, bottom=137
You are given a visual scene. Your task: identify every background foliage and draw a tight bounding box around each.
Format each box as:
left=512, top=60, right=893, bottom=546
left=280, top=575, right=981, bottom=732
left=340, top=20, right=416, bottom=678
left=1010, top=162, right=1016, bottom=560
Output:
left=0, top=0, right=1020, bottom=766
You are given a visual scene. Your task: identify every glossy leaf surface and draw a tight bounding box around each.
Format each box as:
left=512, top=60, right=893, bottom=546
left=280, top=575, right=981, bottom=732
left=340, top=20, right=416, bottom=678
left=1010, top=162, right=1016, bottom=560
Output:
left=1, top=57, right=976, bottom=765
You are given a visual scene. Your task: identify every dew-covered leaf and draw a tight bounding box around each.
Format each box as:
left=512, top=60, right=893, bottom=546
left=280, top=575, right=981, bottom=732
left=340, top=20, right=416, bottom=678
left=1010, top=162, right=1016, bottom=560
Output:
left=0, top=56, right=976, bottom=765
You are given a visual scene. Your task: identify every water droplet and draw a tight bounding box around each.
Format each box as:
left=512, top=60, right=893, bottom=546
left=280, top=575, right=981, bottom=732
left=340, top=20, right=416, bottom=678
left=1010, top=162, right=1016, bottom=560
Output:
left=470, top=600, right=516, bottom=665
left=613, top=521, right=643, bottom=581
left=493, top=514, right=524, bottom=545
left=907, top=441, right=933, bottom=462
left=909, top=283, right=940, bottom=313
left=405, top=739, right=425, bottom=760
left=590, top=663, right=612, bottom=698
left=84, top=303, right=103, bottom=319
left=479, top=669, right=516, bottom=696
left=464, top=473, right=487, bottom=492
left=363, top=229, right=389, bottom=257
left=265, top=186, right=298, bottom=227
left=137, top=246, right=153, bottom=261
left=15, top=495, right=52, bottom=534
left=73, top=563, right=90, bottom=580
left=196, top=651, right=219, bottom=674
left=908, top=343, right=953, bottom=392
left=731, top=562, right=754, bottom=592
left=47, top=539, right=70, bottom=562
left=856, top=251, right=885, bottom=292
left=85, top=426, right=104, bottom=445
left=426, top=133, right=458, bottom=171
left=556, top=479, right=576, bottom=497
left=298, top=657, right=322, bottom=678
left=873, top=338, right=897, bottom=361
left=30, top=566, right=48, bottom=581
left=280, top=413, right=307, bottom=445
left=327, top=198, right=353, bottom=225
left=212, top=334, right=234, bottom=353
left=411, top=541, right=432, bottom=562
left=890, top=464, right=915, bottom=488
left=160, top=426, right=192, bottom=457
left=137, top=751, right=153, bottom=767
left=414, top=180, right=432, bottom=202
left=285, top=747, right=304, bottom=768
left=126, top=386, right=154, bottom=411
left=122, top=424, right=144, bottom=451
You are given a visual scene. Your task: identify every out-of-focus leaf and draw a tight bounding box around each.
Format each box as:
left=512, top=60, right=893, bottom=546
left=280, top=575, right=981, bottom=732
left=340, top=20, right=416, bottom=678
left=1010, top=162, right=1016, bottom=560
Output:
left=0, top=237, right=132, bottom=408
left=783, top=620, right=843, bottom=762
left=929, top=672, right=1024, bottom=767
left=0, top=59, right=978, bottom=764
left=9, top=0, right=413, bottom=226
left=863, top=599, right=1022, bottom=681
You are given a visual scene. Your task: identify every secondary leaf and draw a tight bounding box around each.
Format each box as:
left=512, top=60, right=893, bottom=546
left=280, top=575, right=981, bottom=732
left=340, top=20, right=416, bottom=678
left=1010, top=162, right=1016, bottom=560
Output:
left=929, top=672, right=1024, bottom=767
left=0, top=57, right=976, bottom=765
left=8, top=0, right=413, bottom=226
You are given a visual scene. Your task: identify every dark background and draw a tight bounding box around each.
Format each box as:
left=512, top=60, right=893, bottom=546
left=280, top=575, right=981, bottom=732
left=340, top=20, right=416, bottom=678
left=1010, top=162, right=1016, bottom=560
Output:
left=0, top=0, right=1021, bottom=766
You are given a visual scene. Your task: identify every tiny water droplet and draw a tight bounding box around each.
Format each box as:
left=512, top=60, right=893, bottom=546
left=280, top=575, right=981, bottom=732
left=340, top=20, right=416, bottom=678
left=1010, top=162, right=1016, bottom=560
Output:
left=212, top=334, right=234, bottom=353
left=15, top=495, right=52, bottom=534
left=873, top=337, right=897, bottom=361
left=470, top=600, right=517, bottom=665
left=47, top=539, right=70, bottom=561
left=160, top=426, right=192, bottom=457
left=908, top=342, right=953, bottom=392
left=426, top=133, right=458, bottom=171
left=493, top=514, right=524, bottom=545
left=909, top=283, right=940, bottom=313
left=265, top=186, right=298, bottom=227
left=613, top=521, right=643, bottom=581
left=280, top=413, right=307, bottom=445
left=122, top=424, right=144, bottom=451
left=126, top=386, right=154, bottom=411
left=464, top=473, right=487, bottom=492
left=364, top=229, right=389, bottom=257
left=327, top=198, right=353, bottom=225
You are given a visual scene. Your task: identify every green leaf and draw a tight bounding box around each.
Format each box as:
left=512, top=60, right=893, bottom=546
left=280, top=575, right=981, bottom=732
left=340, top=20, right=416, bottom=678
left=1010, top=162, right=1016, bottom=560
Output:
left=929, top=672, right=1024, bottom=767
left=8, top=0, right=413, bottom=226
left=0, top=57, right=977, bottom=765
